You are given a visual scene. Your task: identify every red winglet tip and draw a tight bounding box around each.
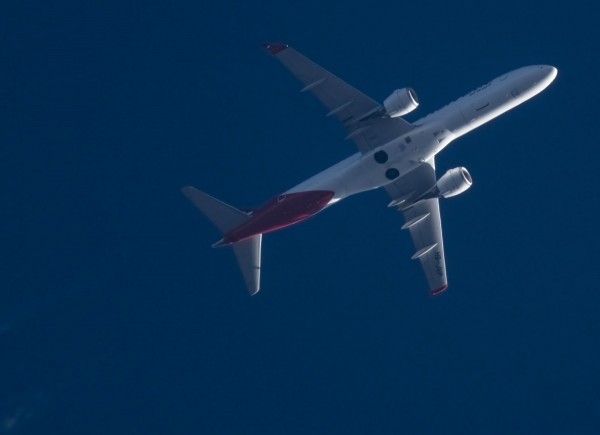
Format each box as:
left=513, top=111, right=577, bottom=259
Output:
left=430, top=285, right=448, bottom=297
left=263, top=43, right=288, bottom=55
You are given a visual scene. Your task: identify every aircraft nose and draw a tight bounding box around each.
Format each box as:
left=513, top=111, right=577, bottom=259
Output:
left=541, top=65, right=558, bottom=81
left=521, top=65, right=557, bottom=91
left=534, top=65, right=558, bottom=86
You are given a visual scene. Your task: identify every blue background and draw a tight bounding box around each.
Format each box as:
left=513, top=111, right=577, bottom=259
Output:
left=1, top=1, right=598, bottom=433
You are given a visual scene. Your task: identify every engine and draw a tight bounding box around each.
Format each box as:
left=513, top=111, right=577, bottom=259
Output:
left=383, top=88, right=419, bottom=117
left=435, top=167, right=473, bottom=198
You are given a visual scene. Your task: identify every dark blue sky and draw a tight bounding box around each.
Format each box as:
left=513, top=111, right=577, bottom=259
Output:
left=1, top=1, right=598, bottom=433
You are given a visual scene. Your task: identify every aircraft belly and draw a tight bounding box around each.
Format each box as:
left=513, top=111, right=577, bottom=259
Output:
left=224, top=190, right=335, bottom=243
left=287, top=137, right=442, bottom=201
left=329, top=155, right=410, bottom=198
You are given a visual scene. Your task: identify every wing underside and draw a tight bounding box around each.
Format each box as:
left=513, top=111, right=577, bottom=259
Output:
left=264, top=43, right=414, bottom=153
left=385, top=159, right=448, bottom=295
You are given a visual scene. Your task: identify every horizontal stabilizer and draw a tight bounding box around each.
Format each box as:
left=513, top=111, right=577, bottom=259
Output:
left=232, top=234, right=262, bottom=295
left=181, top=186, right=249, bottom=234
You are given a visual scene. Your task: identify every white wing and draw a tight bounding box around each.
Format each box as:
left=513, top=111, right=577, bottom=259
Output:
left=264, top=43, right=414, bottom=153
left=385, top=159, right=448, bottom=296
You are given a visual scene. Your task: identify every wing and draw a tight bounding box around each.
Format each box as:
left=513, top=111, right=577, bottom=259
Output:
left=385, top=159, right=448, bottom=296
left=264, top=43, right=414, bottom=153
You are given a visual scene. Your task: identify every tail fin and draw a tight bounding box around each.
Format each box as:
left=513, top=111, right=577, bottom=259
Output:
left=181, top=186, right=262, bottom=295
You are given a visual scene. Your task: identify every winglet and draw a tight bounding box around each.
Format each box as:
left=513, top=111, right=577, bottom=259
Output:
left=430, top=285, right=448, bottom=297
left=263, top=43, right=288, bottom=55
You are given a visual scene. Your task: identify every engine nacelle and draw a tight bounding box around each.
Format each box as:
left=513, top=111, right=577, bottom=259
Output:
left=436, top=167, right=473, bottom=198
left=383, top=88, right=419, bottom=117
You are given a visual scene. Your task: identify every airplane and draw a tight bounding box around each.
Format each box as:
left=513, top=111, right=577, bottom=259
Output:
left=182, top=43, right=557, bottom=296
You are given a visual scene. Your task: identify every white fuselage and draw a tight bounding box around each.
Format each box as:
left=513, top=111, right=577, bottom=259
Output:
left=285, top=65, right=557, bottom=202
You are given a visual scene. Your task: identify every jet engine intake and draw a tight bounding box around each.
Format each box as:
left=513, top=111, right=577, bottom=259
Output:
left=436, top=167, right=473, bottom=198
left=383, top=88, right=419, bottom=117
